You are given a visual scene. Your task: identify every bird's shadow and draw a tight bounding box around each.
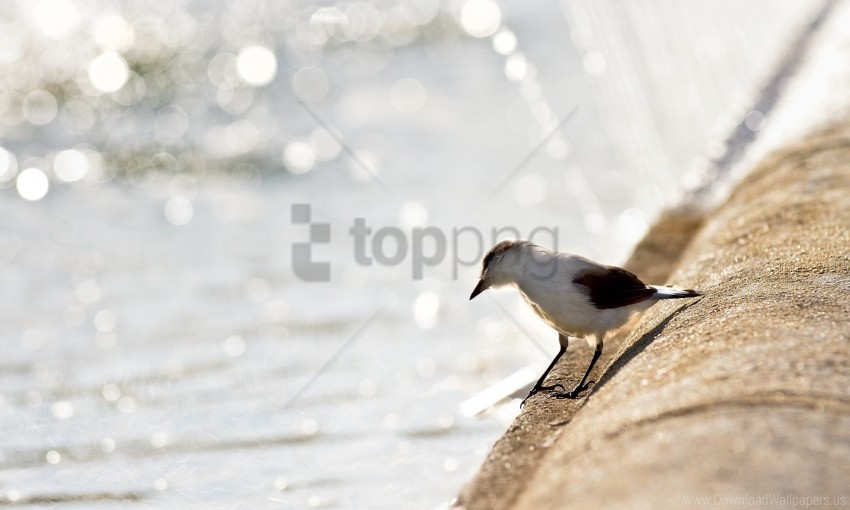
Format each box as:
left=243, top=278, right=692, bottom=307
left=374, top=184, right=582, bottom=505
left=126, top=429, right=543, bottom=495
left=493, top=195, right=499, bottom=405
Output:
left=591, top=300, right=700, bottom=394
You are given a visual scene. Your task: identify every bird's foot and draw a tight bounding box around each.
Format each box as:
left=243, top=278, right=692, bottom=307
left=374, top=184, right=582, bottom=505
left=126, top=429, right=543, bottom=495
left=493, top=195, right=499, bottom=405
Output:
left=521, top=384, right=566, bottom=407
left=548, top=380, right=595, bottom=400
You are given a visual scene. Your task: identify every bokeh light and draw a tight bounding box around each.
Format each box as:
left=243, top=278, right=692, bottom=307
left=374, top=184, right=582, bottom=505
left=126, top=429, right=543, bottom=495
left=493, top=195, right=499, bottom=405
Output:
left=50, top=401, right=75, bottom=420
left=460, top=0, right=501, bottom=38
left=583, top=50, right=607, bottom=75
left=515, top=174, right=547, bottom=206
left=23, top=90, right=58, bottom=125
left=309, top=128, right=343, bottom=161
left=504, top=53, right=527, bottom=81
left=292, top=66, right=329, bottom=102
left=163, top=196, right=193, bottom=226
left=100, top=437, right=116, bottom=452
left=93, top=310, right=117, bottom=332
left=16, top=168, right=49, bottom=201
left=492, top=29, right=517, bottom=55
left=94, top=15, right=135, bottom=51
left=390, top=78, right=427, bottom=114
left=225, top=120, right=259, bottom=155
left=75, top=279, right=101, bottom=305
left=237, top=45, right=277, bottom=86
left=398, top=201, right=429, bottom=228
left=618, top=208, right=649, bottom=243
left=584, top=212, right=606, bottom=234
left=33, top=0, right=79, bottom=39
left=102, top=383, right=121, bottom=402
left=89, top=52, right=129, bottom=93
left=414, top=291, right=440, bottom=329
left=347, top=150, right=381, bottom=182
left=53, top=149, right=89, bottom=182
left=283, top=140, right=316, bottom=174
left=745, top=110, right=765, bottom=130
left=222, top=335, right=246, bottom=357
left=0, top=147, right=17, bottom=185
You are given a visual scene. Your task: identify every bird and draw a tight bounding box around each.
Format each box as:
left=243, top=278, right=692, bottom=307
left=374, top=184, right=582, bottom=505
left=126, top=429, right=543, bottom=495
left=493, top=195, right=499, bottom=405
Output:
left=469, top=239, right=701, bottom=404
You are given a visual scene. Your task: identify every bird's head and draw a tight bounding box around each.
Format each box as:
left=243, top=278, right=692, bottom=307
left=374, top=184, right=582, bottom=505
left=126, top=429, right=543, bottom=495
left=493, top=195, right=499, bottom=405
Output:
left=470, top=239, right=533, bottom=300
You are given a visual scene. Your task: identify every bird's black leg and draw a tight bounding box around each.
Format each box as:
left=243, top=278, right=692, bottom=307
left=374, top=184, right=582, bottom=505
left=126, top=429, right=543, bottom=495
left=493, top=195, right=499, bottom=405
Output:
left=521, top=335, right=569, bottom=406
left=552, top=338, right=603, bottom=399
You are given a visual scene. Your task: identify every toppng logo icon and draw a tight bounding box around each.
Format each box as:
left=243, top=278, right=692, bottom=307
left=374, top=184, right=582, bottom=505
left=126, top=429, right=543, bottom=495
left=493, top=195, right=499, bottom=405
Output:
left=291, top=204, right=331, bottom=282
left=291, top=203, right=559, bottom=282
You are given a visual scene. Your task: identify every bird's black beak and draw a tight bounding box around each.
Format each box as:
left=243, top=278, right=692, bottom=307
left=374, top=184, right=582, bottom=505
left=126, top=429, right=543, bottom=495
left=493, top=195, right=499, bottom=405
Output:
left=469, top=280, right=487, bottom=300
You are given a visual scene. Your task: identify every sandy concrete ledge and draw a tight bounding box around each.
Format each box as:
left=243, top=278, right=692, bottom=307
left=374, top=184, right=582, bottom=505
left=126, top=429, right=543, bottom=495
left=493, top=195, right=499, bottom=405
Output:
left=456, top=123, right=850, bottom=509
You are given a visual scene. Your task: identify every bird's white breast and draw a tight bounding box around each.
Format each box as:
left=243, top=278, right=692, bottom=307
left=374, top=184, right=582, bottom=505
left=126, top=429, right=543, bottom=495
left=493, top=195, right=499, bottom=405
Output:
left=515, top=253, right=635, bottom=339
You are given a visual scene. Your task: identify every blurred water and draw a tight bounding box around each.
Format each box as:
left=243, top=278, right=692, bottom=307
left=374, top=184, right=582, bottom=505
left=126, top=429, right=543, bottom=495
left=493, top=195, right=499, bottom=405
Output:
left=0, top=1, right=821, bottom=508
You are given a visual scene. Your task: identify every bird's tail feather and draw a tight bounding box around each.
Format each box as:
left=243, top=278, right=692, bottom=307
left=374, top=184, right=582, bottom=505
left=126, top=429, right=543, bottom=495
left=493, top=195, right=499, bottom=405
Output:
left=650, top=285, right=702, bottom=299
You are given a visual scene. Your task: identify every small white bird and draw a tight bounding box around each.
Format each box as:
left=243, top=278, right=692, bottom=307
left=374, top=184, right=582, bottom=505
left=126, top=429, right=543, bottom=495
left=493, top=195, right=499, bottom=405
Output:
left=469, top=240, right=701, bottom=403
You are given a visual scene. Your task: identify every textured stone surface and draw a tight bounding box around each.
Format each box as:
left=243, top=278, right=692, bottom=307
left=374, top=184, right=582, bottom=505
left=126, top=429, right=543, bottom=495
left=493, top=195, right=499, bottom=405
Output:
left=457, top=124, right=850, bottom=509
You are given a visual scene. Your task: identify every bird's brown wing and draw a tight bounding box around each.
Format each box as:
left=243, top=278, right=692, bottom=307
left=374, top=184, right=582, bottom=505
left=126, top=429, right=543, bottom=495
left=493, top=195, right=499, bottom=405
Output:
left=572, top=266, right=655, bottom=309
